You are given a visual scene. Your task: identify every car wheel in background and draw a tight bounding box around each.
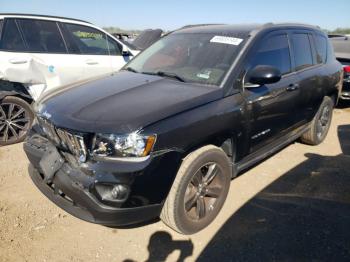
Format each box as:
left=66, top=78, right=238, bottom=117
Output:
left=0, top=96, right=34, bottom=146
left=160, top=145, right=231, bottom=235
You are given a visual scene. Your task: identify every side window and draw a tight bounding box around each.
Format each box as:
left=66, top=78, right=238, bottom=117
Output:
left=0, top=20, right=3, bottom=41
left=326, top=40, right=335, bottom=62
left=17, top=19, right=67, bottom=53
left=0, top=19, right=26, bottom=51
left=63, top=23, right=109, bottom=55
left=250, top=34, right=291, bottom=75
left=291, top=33, right=313, bottom=70
left=106, top=36, right=122, bottom=56
left=313, top=34, right=327, bottom=64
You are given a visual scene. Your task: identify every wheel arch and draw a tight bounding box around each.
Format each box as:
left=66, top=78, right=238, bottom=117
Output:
left=0, top=81, right=33, bottom=104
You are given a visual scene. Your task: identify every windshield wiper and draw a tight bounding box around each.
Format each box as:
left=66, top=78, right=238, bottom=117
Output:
left=142, top=71, right=186, bottom=82
left=124, top=67, right=139, bottom=73
left=156, top=71, right=186, bottom=82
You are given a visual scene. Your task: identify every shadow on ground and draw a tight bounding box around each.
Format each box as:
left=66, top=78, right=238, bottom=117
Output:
left=123, top=231, right=193, bottom=262
left=122, top=124, right=350, bottom=262
left=197, top=125, right=350, bottom=261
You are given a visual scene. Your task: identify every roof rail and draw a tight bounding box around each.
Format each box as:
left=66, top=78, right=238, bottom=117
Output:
left=180, top=24, right=226, bottom=30
left=0, top=13, right=91, bottom=24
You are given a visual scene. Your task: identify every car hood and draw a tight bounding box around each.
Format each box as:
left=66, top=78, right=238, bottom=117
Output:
left=37, top=71, right=223, bottom=133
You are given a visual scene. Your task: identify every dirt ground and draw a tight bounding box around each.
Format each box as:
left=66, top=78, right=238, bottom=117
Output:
left=0, top=105, right=350, bottom=262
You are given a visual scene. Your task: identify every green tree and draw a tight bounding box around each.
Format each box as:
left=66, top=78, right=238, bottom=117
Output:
left=330, top=28, right=350, bottom=35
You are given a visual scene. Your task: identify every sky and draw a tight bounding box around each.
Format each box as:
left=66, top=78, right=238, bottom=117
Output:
left=0, top=0, right=348, bottom=31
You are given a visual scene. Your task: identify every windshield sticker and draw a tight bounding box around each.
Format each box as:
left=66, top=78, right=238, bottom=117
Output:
left=197, top=69, right=212, bottom=79
left=210, top=36, right=243, bottom=46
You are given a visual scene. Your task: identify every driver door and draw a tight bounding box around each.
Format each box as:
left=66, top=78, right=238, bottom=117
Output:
left=243, top=31, right=301, bottom=152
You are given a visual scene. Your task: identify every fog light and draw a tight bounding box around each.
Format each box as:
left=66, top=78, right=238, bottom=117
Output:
left=111, top=185, right=128, bottom=200
left=95, top=183, right=130, bottom=202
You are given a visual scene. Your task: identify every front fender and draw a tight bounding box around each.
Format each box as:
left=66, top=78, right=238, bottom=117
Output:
left=143, top=92, right=247, bottom=160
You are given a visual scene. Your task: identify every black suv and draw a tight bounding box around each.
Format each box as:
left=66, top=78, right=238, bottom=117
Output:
left=24, top=24, right=342, bottom=234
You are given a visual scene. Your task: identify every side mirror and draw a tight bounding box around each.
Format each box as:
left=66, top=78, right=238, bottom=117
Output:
left=122, top=45, right=131, bottom=56
left=245, top=65, right=281, bottom=87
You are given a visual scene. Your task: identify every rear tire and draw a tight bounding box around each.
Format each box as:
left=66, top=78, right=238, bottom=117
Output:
left=300, top=96, right=333, bottom=145
left=0, top=96, right=34, bottom=146
left=160, top=145, right=231, bottom=234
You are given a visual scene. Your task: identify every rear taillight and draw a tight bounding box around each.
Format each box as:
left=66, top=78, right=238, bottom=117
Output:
left=344, top=66, right=350, bottom=73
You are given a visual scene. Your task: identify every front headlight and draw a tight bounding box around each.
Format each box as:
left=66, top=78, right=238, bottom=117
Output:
left=92, top=132, right=156, bottom=158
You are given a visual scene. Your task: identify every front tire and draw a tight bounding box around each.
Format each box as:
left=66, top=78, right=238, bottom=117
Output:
left=300, top=96, right=334, bottom=145
left=160, top=145, right=231, bottom=234
left=0, top=96, right=34, bottom=146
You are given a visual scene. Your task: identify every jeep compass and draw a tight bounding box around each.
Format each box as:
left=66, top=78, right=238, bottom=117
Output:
left=24, top=23, right=342, bottom=234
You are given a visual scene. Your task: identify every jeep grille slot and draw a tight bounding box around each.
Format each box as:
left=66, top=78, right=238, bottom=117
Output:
left=37, top=117, right=88, bottom=162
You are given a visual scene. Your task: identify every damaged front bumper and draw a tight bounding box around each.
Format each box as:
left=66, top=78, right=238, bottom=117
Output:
left=23, top=134, right=167, bottom=226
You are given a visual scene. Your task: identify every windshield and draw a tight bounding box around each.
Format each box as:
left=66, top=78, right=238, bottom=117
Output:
left=125, top=33, right=246, bottom=86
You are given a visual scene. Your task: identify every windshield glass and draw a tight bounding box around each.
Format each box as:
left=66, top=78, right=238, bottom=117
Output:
left=125, top=33, right=246, bottom=86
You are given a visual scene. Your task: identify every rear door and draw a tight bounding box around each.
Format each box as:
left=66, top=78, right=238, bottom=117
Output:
left=243, top=31, right=301, bottom=152
left=289, top=30, right=325, bottom=123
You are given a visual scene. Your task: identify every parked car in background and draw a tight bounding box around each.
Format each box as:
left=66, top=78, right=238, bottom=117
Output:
left=329, top=34, right=350, bottom=100
left=24, top=23, right=342, bottom=234
left=0, top=14, right=138, bottom=145
left=112, top=32, right=135, bottom=45
left=119, top=29, right=163, bottom=51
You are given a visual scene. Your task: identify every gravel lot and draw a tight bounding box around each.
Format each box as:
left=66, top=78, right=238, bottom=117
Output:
left=0, top=105, right=349, bottom=262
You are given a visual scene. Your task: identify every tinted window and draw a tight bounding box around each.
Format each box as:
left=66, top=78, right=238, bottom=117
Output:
left=327, top=40, right=335, bottom=62
left=292, top=34, right=313, bottom=70
left=250, top=34, right=291, bottom=75
left=0, top=19, right=26, bottom=51
left=106, top=36, right=122, bottom=55
left=64, top=23, right=109, bottom=55
left=0, top=20, right=3, bottom=40
left=18, top=19, right=66, bottom=53
left=314, top=35, right=327, bottom=64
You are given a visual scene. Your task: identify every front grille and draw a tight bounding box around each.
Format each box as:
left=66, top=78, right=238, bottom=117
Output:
left=37, top=117, right=88, bottom=162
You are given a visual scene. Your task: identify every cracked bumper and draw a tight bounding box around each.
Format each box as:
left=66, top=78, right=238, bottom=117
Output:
left=24, top=135, right=163, bottom=226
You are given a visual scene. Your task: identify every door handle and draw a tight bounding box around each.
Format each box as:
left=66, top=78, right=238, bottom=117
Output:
left=9, top=58, right=28, bottom=64
left=286, top=83, right=299, bottom=91
left=85, top=60, right=99, bottom=65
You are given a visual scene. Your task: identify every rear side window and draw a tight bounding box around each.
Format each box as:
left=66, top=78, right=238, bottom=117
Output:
left=314, top=34, right=327, bottom=64
left=292, top=33, right=313, bottom=70
left=63, top=23, right=109, bottom=55
left=250, top=34, right=291, bottom=75
left=17, top=19, right=67, bottom=53
left=0, top=19, right=26, bottom=51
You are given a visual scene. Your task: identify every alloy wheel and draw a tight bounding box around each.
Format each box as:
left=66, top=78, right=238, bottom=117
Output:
left=0, top=102, right=31, bottom=143
left=316, top=105, right=331, bottom=139
left=184, top=162, right=225, bottom=220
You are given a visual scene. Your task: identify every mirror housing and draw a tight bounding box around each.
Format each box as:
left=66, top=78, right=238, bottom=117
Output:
left=245, top=65, right=282, bottom=87
left=122, top=45, right=131, bottom=56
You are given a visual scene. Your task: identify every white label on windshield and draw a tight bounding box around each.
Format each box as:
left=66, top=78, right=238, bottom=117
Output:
left=210, top=36, right=243, bottom=46
left=197, top=69, right=212, bottom=79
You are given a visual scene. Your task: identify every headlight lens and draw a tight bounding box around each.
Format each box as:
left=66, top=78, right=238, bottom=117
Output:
left=92, top=133, right=156, bottom=158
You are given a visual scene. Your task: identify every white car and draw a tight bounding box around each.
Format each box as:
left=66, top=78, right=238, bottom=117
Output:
left=0, top=14, right=138, bottom=145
